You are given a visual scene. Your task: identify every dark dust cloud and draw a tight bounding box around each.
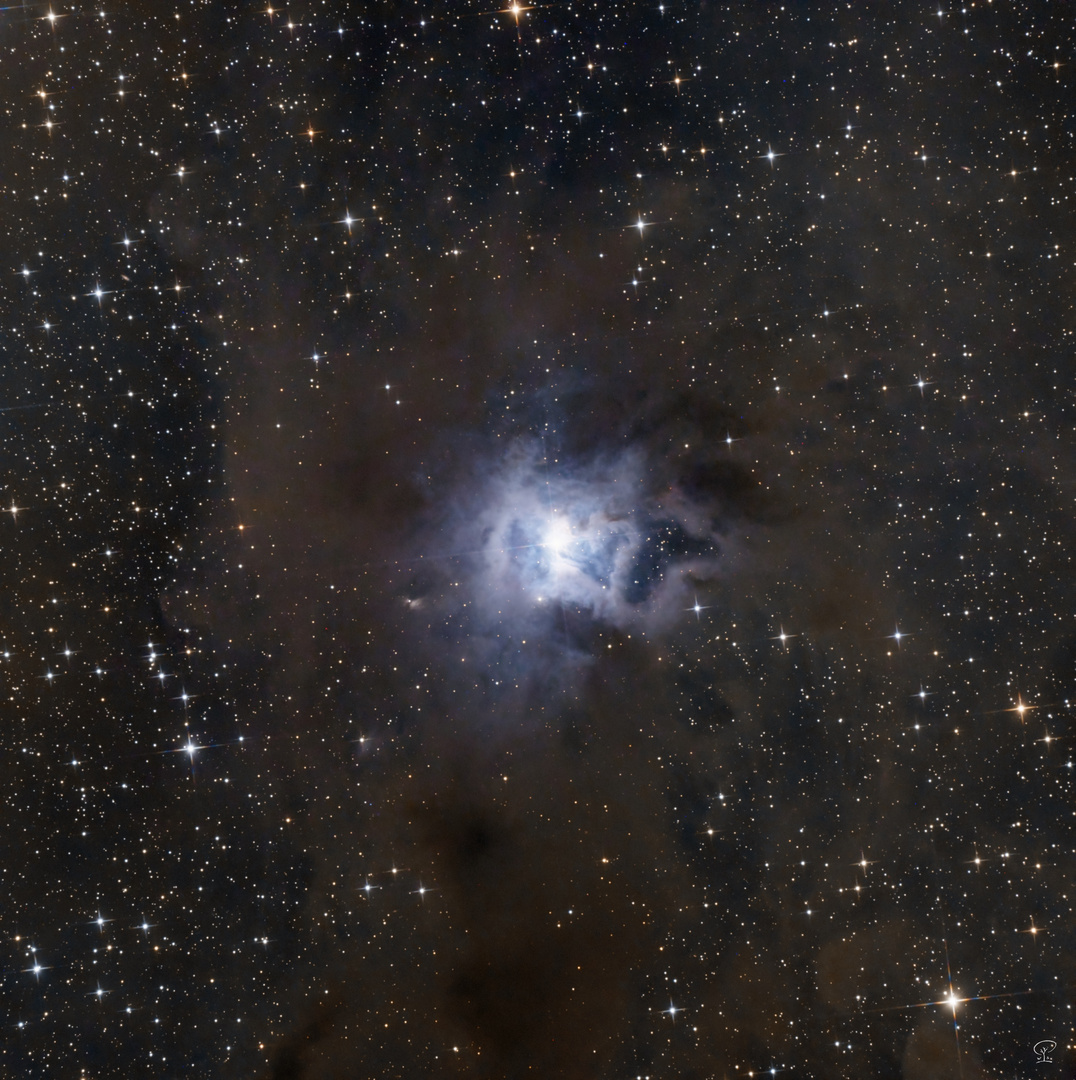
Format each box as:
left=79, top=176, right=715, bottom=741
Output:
left=2, top=2, right=1075, bottom=1078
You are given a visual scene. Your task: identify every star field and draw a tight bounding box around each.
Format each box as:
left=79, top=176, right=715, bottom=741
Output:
left=2, top=2, right=1075, bottom=1078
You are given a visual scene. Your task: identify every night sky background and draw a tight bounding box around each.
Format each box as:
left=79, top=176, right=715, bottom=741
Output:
left=3, top=1, right=1076, bottom=1077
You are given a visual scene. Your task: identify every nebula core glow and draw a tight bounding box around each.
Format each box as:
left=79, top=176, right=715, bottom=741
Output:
left=426, top=435, right=727, bottom=652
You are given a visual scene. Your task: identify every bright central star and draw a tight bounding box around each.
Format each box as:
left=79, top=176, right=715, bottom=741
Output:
left=543, top=516, right=572, bottom=559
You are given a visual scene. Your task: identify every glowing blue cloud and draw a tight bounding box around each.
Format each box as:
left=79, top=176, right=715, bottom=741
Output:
left=445, top=437, right=719, bottom=636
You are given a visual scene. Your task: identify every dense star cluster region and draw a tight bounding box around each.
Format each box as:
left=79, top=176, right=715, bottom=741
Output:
left=1, top=1, right=1075, bottom=1077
